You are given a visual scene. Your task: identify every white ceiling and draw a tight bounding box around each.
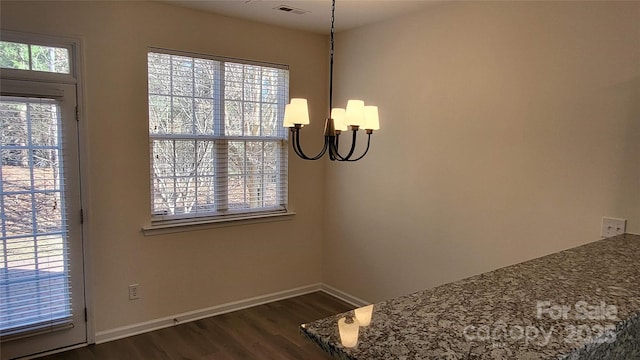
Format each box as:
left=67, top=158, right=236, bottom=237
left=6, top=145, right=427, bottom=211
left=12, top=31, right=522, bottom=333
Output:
left=162, top=0, right=438, bottom=34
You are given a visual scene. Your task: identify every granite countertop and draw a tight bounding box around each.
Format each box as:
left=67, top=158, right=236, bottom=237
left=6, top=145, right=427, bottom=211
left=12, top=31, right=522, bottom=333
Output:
left=301, top=234, right=640, bottom=359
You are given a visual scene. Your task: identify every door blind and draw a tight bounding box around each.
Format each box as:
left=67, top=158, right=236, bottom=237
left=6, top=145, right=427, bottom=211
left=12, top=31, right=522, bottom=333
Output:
left=0, top=97, right=72, bottom=338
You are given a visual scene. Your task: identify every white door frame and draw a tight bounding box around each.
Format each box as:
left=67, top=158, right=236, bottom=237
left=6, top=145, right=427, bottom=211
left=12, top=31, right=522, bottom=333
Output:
left=0, top=30, right=94, bottom=355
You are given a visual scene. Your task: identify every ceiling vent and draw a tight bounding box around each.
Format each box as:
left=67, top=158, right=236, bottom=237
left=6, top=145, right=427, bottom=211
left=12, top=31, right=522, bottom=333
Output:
left=274, top=5, right=309, bottom=15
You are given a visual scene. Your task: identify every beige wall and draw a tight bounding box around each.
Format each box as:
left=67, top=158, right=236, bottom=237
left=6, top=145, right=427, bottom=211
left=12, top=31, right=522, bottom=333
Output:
left=3, top=0, right=640, bottom=339
left=1, top=1, right=329, bottom=332
left=324, top=1, right=640, bottom=302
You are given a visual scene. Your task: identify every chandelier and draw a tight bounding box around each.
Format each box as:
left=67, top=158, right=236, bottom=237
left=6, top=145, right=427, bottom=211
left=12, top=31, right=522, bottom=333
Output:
left=283, top=0, right=380, bottom=161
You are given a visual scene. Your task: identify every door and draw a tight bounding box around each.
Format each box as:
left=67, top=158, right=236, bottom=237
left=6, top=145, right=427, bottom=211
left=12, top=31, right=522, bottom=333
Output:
left=0, top=80, right=86, bottom=359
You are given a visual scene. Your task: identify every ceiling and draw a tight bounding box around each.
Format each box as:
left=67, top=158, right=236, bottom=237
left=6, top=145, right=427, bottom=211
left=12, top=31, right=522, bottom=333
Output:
left=162, top=0, right=438, bottom=34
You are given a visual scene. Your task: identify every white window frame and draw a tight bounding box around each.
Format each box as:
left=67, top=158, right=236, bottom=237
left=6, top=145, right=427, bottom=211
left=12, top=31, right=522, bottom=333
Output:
left=0, top=32, right=77, bottom=85
left=145, top=48, right=291, bottom=233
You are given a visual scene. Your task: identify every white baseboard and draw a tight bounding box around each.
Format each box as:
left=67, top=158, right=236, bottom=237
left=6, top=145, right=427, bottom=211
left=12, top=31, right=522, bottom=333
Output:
left=319, top=284, right=370, bottom=307
left=95, top=283, right=324, bottom=344
left=94, top=282, right=369, bottom=345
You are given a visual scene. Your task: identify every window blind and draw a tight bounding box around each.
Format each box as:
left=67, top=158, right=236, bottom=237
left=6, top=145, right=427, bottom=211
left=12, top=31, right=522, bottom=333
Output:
left=0, top=97, right=72, bottom=338
left=148, top=50, right=289, bottom=222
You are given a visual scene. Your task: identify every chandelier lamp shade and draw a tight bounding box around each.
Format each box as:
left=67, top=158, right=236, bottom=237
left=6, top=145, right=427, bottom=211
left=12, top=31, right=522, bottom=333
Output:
left=282, top=0, right=380, bottom=161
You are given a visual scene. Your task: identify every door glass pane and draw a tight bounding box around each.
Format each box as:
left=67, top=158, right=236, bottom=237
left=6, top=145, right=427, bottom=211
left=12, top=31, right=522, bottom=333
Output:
left=0, top=98, right=71, bottom=336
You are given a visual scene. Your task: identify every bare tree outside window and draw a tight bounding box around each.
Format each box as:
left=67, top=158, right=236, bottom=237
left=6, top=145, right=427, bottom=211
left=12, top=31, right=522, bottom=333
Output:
left=148, top=51, right=288, bottom=220
left=0, top=98, right=69, bottom=332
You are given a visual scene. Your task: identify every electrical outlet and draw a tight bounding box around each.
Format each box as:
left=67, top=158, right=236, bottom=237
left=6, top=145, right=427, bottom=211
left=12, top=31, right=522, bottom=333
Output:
left=129, top=284, right=140, bottom=300
left=601, top=217, right=626, bottom=238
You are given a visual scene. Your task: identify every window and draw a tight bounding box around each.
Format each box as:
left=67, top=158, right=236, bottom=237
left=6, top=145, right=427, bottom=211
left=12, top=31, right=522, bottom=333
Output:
left=147, top=49, right=289, bottom=223
left=0, top=41, right=70, bottom=74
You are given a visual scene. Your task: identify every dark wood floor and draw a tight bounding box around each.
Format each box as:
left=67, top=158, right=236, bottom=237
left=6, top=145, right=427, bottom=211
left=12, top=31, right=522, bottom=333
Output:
left=39, top=292, right=352, bottom=360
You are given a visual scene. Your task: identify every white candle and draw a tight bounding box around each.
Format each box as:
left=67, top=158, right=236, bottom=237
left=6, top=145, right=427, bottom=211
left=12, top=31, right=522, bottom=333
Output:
left=338, top=316, right=359, bottom=348
left=354, top=304, right=374, bottom=326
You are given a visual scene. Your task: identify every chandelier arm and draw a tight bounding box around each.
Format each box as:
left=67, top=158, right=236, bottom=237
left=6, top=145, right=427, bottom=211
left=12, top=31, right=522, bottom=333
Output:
left=293, top=129, right=316, bottom=160
left=345, top=133, right=372, bottom=162
left=291, top=129, right=310, bottom=160
left=329, top=139, right=337, bottom=161
left=310, top=140, right=330, bottom=160
left=330, top=133, right=344, bottom=160
left=291, top=133, right=309, bottom=159
left=329, top=129, right=357, bottom=161
left=328, top=136, right=346, bottom=161
left=339, top=129, right=359, bottom=161
left=293, top=128, right=330, bottom=160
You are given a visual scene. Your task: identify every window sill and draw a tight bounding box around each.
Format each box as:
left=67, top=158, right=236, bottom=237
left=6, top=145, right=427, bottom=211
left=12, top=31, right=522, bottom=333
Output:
left=142, top=211, right=296, bottom=236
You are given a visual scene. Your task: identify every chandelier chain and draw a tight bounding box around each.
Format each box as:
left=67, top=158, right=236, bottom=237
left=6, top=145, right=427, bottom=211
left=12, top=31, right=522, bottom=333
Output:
left=329, top=0, right=335, bottom=112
